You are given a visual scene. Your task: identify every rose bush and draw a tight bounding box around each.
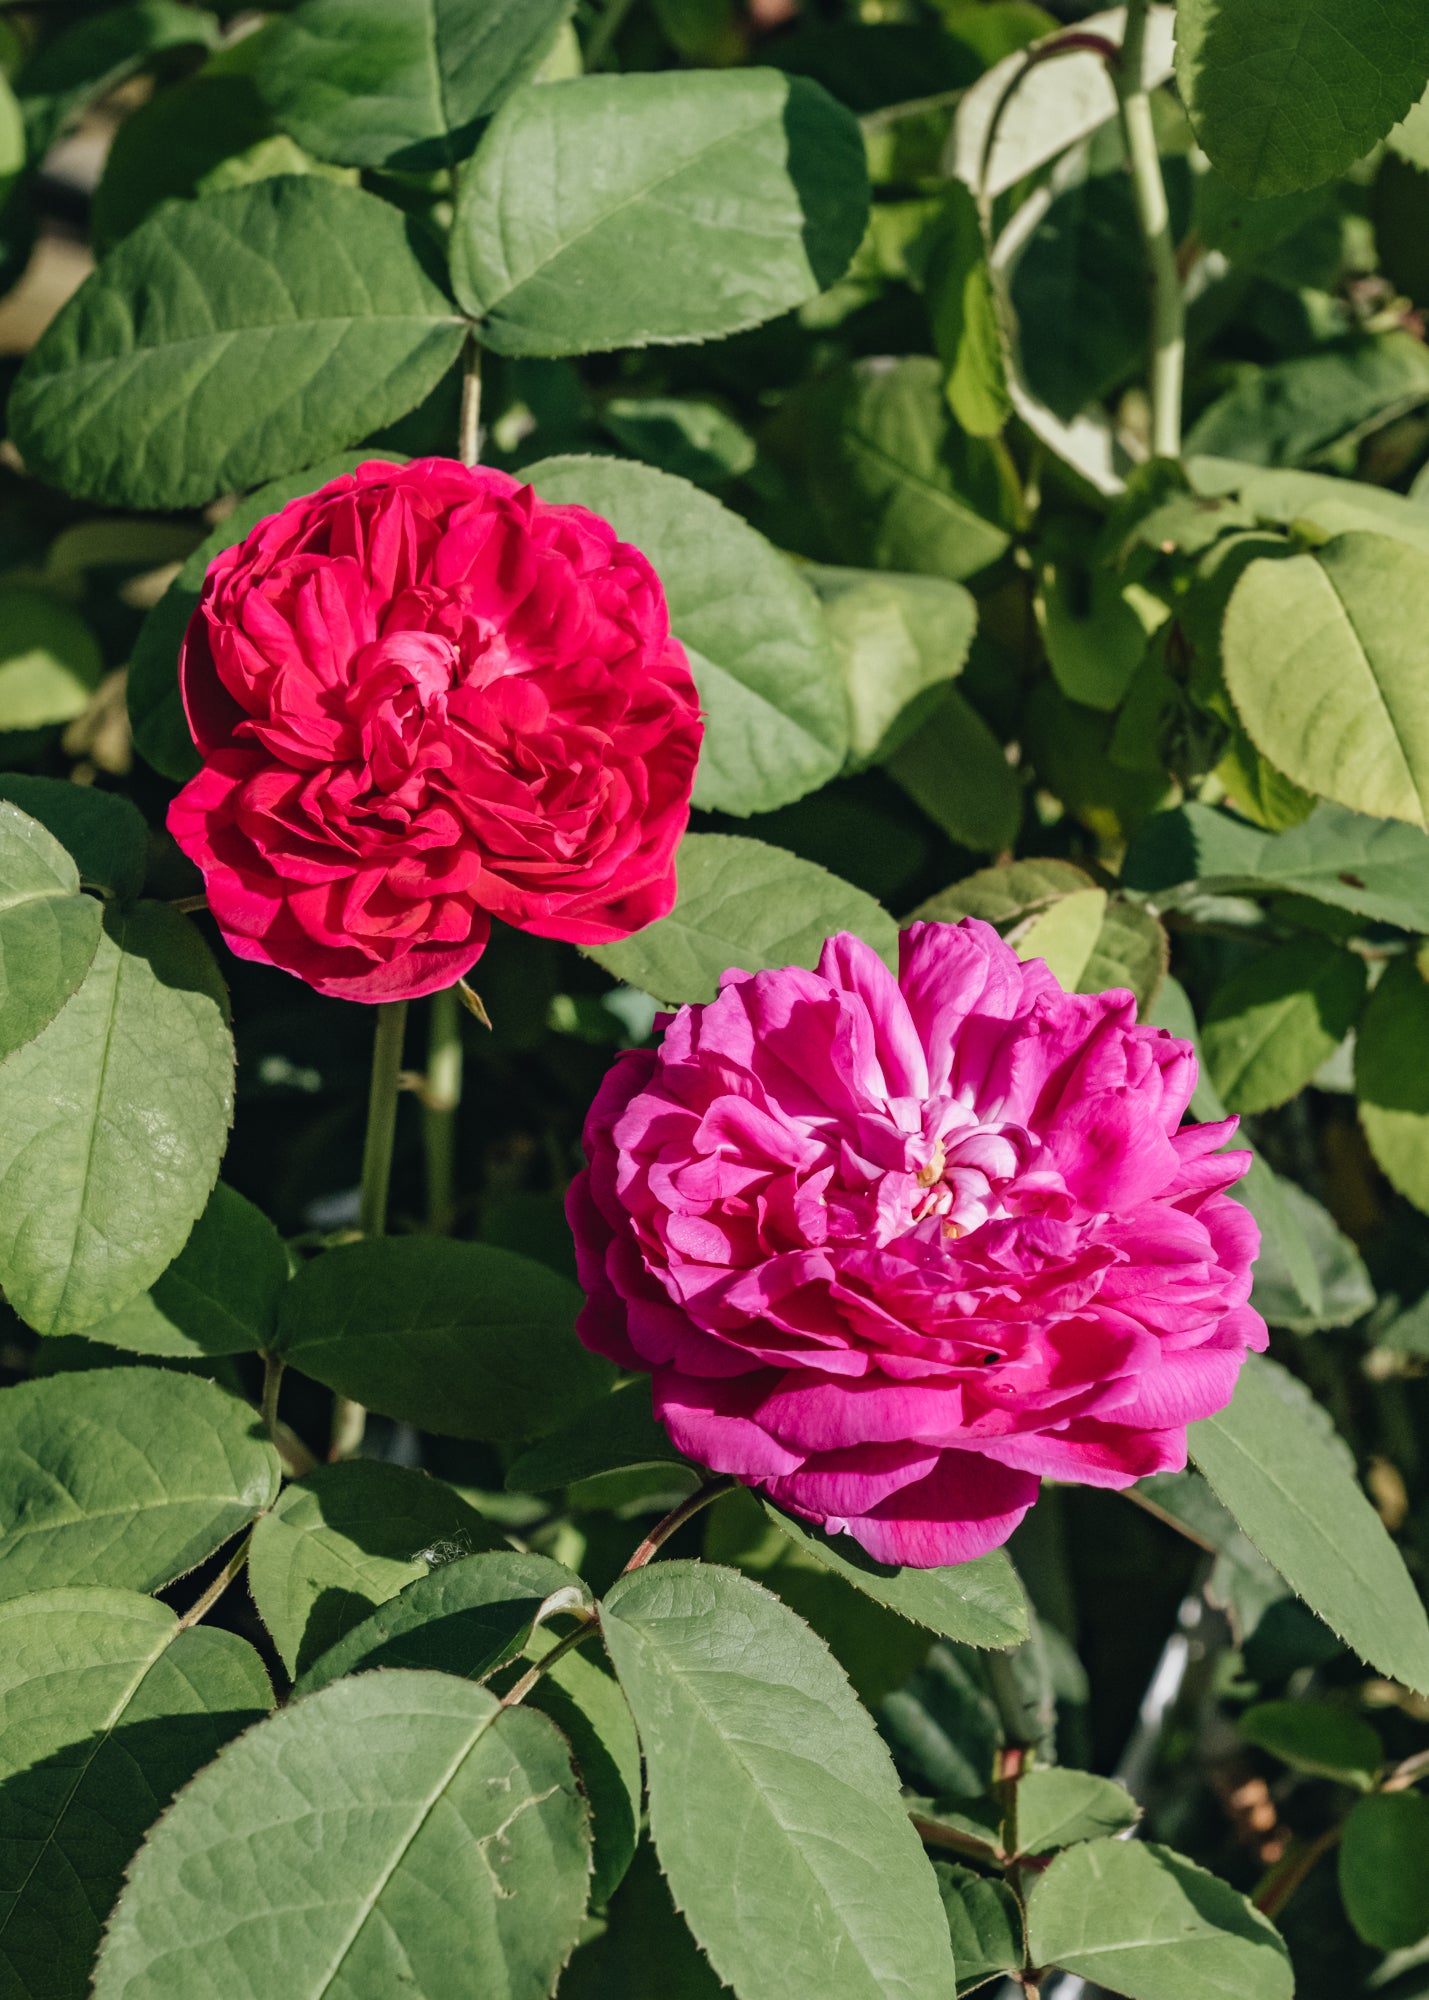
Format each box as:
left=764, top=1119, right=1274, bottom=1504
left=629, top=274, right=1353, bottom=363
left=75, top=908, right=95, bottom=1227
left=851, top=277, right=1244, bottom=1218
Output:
left=168, top=457, right=703, bottom=1000
left=570, top=920, right=1264, bottom=1566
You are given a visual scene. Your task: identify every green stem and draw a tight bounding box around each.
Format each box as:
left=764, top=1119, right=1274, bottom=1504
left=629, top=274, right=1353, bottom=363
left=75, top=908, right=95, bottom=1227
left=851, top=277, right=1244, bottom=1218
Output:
left=499, top=1612, right=599, bottom=1710
left=424, top=986, right=462, bottom=1235
left=176, top=1531, right=252, bottom=1632
left=458, top=342, right=482, bottom=468
left=1113, top=0, right=1183, bottom=458
left=332, top=999, right=408, bottom=1459
left=622, top=1475, right=737, bottom=1573
left=260, top=1351, right=284, bottom=1448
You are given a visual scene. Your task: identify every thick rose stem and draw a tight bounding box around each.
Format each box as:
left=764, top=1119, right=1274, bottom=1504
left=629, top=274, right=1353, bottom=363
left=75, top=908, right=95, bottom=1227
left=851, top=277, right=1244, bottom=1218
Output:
left=332, top=998, right=409, bottom=1458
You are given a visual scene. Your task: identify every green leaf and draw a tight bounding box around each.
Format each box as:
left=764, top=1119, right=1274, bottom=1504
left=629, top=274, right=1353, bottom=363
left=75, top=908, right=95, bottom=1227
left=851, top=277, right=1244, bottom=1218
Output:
left=91, top=71, right=280, bottom=250
left=252, top=0, right=571, bottom=170
left=1081, top=899, right=1169, bottom=1016
left=294, top=1549, right=588, bottom=1695
left=16, top=0, right=219, bottom=155
left=1201, top=935, right=1366, bottom=1115
left=0, top=799, right=102, bottom=1064
left=0, top=902, right=233, bottom=1335
left=451, top=70, right=868, bottom=354
left=10, top=179, right=465, bottom=511
left=766, top=357, right=1011, bottom=583
left=0, top=775, right=147, bottom=904
left=1338, top=1791, right=1429, bottom=1950
left=934, top=1862, right=1023, bottom=1994
left=524, top=455, right=849, bottom=815
left=1223, top=533, right=1429, bottom=827
left=128, top=450, right=404, bottom=783
left=1036, top=544, right=1164, bottom=713
left=1124, top=802, right=1429, bottom=933
left=1356, top=953, right=1429, bottom=1215
left=80, top=1182, right=288, bottom=1360
left=601, top=395, right=756, bottom=490
left=0, top=1367, right=279, bottom=1602
left=1188, top=459, right=1429, bottom=554
left=909, top=858, right=1096, bottom=928
left=1185, top=333, right=1429, bottom=469
left=1188, top=1353, right=1429, bottom=1693
left=506, top=1379, right=690, bottom=1492
left=1025, top=1838, right=1293, bottom=1999
left=0, top=584, right=103, bottom=730
left=1013, top=888, right=1108, bottom=992
left=1011, top=1768, right=1140, bottom=1856
left=561, top=1838, right=727, bottom=1998
left=246, top=1460, right=507, bottom=1675
left=1239, top=1699, right=1382, bottom=1786
left=923, top=180, right=1010, bottom=439
left=1248, top=1172, right=1374, bottom=1333
left=276, top=1236, right=610, bottom=1443
left=588, top=834, right=898, bottom=1006
left=522, top=1634, right=643, bottom=1910
left=601, top=1560, right=956, bottom=2000
left=0, top=1586, right=271, bottom=2000
left=807, top=566, right=976, bottom=768
left=884, top=687, right=1021, bottom=854
left=92, top=1672, right=592, bottom=2000
left=762, top=1503, right=1028, bottom=1650
left=1175, top=0, right=1429, bottom=197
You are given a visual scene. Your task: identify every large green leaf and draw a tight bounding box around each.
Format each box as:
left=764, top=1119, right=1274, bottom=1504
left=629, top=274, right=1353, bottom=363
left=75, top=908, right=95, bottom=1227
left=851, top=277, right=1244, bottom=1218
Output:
left=1025, top=1838, right=1293, bottom=1998
left=588, top=834, right=898, bottom=1005
left=80, top=1182, right=289, bottom=1360
left=1188, top=1353, right=1429, bottom=1693
left=276, top=1237, right=610, bottom=1443
left=1356, top=953, right=1429, bottom=1215
left=762, top=1504, right=1028, bottom=1650
left=1223, top=533, right=1429, bottom=826
left=524, top=1633, right=642, bottom=1911
left=451, top=70, right=868, bottom=354
left=1338, top=1792, right=1429, bottom=1950
left=1175, top=0, right=1429, bottom=197
left=766, top=357, right=1011, bottom=583
left=0, top=903, right=233, bottom=1335
left=524, top=455, right=848, bottom=815
left=807, top=566, right=976, bottom=769
left=0, top=776, right=147, bottom=905
left=294, top=1550, right=589, bottom=1696
left=601, top=1561, right=956, bottom=2000
left=246, top=1461, right=507, bottom=1675
left=252, top=0, right=571, bottom=169
left=884, top=688, right=1021, bottom=854
left=0, top=1368, right=280, bottom=1602
left=0, top=799, right=101, bottom=1065
left=92, top=1672, right=591, bottom=2000
left=1124, top=801, right=1429, bottom=933
left=0, top=1586, right=271, bottom=1999
left=128, top=450, right=404, bottom=783
left=1201, top=936, right=1366, bottom=1115
left=1184, top=334, right=1429, bottom=469
left=10, top=179, right=465, bottom=511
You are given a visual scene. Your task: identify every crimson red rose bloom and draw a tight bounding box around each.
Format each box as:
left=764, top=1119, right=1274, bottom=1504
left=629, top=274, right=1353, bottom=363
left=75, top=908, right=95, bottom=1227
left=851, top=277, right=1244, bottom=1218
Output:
left=167, top=458, right=703, bottom=1001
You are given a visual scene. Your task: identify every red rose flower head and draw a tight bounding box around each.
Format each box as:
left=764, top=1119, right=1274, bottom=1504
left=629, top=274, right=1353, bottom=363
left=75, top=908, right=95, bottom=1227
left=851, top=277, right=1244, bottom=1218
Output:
left=168, top=459, right=703, bottom=1000
left=568, top=921, right=1265, bottom=1569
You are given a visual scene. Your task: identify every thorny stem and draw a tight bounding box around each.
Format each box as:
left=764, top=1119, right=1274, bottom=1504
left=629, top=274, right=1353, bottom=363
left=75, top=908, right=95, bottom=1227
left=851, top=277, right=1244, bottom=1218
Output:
left=331, top=998, right=408, bottom=1459
left=1113, top=0, right=1184, bottom=457
left=176, top=1531, right=252, bottom=1632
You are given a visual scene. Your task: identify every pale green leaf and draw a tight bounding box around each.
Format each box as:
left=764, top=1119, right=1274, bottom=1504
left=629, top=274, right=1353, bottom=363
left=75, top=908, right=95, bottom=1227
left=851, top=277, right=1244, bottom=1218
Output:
left=246, top=1460, right=507, bottom=1675
left=0, top=799, right=101, bottom=1064
left=1201, top=936, right=1366, bottom=1115
left=1025, top=1838, right=1293, bottom=1998
left=1175, top=0, right=1429, bottom=197
left=0, top=903, right=233, bottom=1335
left=253, top=0, right=572, bottom=169
left=524, top=455, right=848, bottom=815
left=923, top=180, right=1010, bottom=438
left=1189, top=1353, right=1429, bottom=1693
left=1013, top=888, right=1107, bottom=992
left=452, top=70, right=868, bottom=353
left=1223, top=533, right=1429, bottom=827
left=0, top=1586, right=270, bottom=1999
left=588, top=834, right=898, bottom=1006
left=276, top=1236, right=610, bottom=1443
left=909, top=858, right=1096, bottom=928
left=92, top=1673, right=592, bottom=2000
left=1011, top=1768, right=1140, bottom=1856
left=10, top=179, right=465, bottom=511
left=601, top=1560, right=956, bottom=2000
left=807, top=566, right=975, bottom=768
left=0, top=1368, right=280, bottom=1602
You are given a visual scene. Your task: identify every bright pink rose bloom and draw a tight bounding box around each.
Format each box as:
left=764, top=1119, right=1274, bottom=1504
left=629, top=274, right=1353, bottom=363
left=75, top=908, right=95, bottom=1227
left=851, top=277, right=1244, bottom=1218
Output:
left=168, top=458, right=702, bottom=1001
left=568, top=921, right=1265, bottom=1567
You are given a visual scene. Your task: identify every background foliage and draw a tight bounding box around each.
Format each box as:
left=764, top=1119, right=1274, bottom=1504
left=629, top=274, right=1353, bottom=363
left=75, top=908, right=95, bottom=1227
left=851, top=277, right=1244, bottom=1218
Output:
left=1, top=1, right=1429, bottom=1996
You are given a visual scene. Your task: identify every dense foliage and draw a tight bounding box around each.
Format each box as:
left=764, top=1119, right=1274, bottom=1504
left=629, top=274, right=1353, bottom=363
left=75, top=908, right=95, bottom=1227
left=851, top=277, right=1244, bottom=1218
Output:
left=1, top=2, right=1429, bottom=1997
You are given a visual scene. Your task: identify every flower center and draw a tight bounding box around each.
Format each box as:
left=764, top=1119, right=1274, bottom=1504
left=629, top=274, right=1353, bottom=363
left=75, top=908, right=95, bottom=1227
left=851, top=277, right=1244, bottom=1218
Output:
left=910, top=1113, right=1027, bottom=1242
